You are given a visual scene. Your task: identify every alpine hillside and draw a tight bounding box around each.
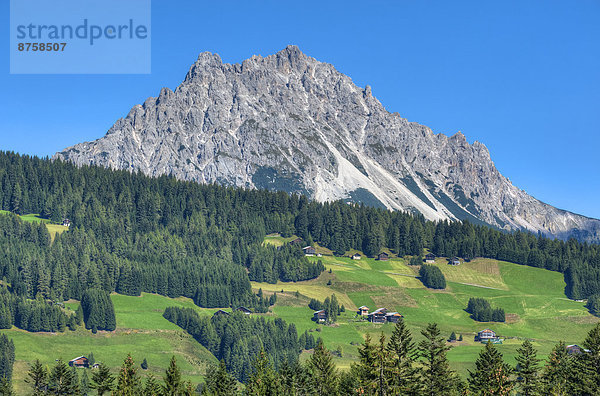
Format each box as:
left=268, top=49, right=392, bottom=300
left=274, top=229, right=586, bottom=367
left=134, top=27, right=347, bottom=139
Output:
left=55, top=45, right=600, bottom=242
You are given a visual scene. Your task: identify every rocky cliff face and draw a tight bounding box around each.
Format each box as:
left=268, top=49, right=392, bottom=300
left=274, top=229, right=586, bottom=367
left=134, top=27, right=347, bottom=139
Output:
left=55, top=45, right=600, bottom=242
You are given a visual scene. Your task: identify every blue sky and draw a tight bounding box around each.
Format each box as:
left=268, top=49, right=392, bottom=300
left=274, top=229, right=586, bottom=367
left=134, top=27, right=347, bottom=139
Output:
left=1, top=0, right=599, bottom=218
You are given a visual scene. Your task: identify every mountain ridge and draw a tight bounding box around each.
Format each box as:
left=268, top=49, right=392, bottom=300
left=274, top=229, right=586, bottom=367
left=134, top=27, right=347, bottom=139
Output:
left=55, top=45, right=600, bottom=242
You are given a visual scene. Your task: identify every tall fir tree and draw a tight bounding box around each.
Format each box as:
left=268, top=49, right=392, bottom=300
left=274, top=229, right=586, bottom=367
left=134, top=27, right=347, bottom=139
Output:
left=90, top=362, right=115, bottom=396
left=48, top=359, right=79, bottom=395
left=515, top=340, right=541, bottom=396
left=386, top=319, right=420, bottom=395
left=245, top=349, right=280, bottom=396
left=418, top=323, right=457, bottom=396
left=468, top=341, right=513, bottom=396
left=542, top=342, right=571, bottom=396
left=114, top=354, right=142, bottom=396
left=143, top=375, right=162, bottom=396
left=25, top=359, right=48, bottom=396
left=307, top=340, right=338, bottom=396
left=202, top=360, right=238, bottom=396
left=162, top=355, right=183, bottom=396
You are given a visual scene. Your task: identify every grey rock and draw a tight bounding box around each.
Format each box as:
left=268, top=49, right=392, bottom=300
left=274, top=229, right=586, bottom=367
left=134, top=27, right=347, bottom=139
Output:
left=55, top=45, right=600, bottom=242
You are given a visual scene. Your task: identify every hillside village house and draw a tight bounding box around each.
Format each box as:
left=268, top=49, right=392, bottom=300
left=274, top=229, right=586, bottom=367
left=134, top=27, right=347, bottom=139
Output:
left=377, top=252, right=389, bottom=261
left=368, top=308, right=388, bottom=323
left=302, top=246, right=316, bottom=256
left=62, top=218, right=71, bottom=227
left=425, top=253, right=436, bottom=263
left=566, top=344, right=590, bottom=355
left=313, top=309, right=327, bottom=323
left=385, top=312, right=403, bottom=323
left=475, top=329, right=497, bottom=342
left=357, top=306, right=369, bottom=316
left=212, top=309, right=230, bottom=318
left=235, top=307, right=252, bottom=315
left=351, top=253, right=362, bottom=260
left=289, top=237, right=303, bottom=246
left=69, top=356, right=89, bottom=368
left=449, top=257, right=461, bottom=266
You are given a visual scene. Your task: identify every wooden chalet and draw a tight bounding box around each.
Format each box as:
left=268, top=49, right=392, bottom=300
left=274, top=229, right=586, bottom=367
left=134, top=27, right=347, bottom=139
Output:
left=235, top=307, right=252, bottom=315
left=475, top=329, right=497, bottom=342
left=302, top=246, right=316, bottom=256
left=449, top=257, right=461, bottom=266
left=289, top=237, right=303, bottom=246
left=368, top=308, right=387, bottom=323
left=62, top=218, right=71, bottom=227
left=566, top=344, right=590, bottom=355
left=377, top=252, right=389, bottom=261
left=213, top=309, right=230, bottom=317
left=313, top=310, right=326, bottom=323
left=351, top=253, right=362, bottom=260
left=69, top=356, right=89, bottom=368
left=357, top=306, right=369, bottom=316
left=385, top=312, right=403, bottom=323
left=424, top=253, right=436, bottom=264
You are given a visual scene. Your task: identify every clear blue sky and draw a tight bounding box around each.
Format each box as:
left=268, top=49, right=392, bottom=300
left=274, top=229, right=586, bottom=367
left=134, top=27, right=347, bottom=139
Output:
left=1, top=0, right=599, bottom=218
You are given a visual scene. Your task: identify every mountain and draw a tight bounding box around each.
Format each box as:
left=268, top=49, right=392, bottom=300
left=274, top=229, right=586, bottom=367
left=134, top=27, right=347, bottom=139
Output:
left=55, top=45, right=600, bottom=242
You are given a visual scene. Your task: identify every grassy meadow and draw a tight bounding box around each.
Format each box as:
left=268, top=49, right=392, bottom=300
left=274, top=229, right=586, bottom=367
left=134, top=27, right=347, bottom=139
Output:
left=256, top=235, right=598, bottom=374
left=0, top=210, right=68, bottom=241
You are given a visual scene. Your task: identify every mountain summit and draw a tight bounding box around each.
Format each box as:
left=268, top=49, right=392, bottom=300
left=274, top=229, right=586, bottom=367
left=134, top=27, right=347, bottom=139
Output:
left=55, top=45, right=600, bottom=242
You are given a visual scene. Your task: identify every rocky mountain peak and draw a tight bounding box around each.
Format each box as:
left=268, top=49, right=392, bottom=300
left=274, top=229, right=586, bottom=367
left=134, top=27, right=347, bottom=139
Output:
left=55, top=46, right=600, bottom=243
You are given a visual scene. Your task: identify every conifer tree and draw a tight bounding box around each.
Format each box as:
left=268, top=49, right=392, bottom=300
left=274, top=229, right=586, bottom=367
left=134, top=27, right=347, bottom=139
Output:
left=25, top=359, right=48, bottom=396
left=515, top=340, right=541, bottom=396
left=202, top=360, right=238, bottom=396
left=307, top=340, right=338, bottom=395
left=575, top=322, right=600, bottom=394
left=468, top=341, right=513, bottom=395
left=114, top=354, right=141, bottom=396
left=90, top=362, right=115, bottom=395
left=80, top=368, right=91, bottom=396
left=418, top=323, right=456, bottom=395
left=162, top=356, right=183, bottom=396
left=143, top=374, right=162, bottom=396
left=245, top=349, right=280, bottom=396
left=48, top=359, right=79, bottom=395
left=0, top=376, right=13, bottom=396
left=542, top=342, right=571, bottom=396
left=386, top=319, right=419, bottom=395
left=352, top=333, right=377, bottom=393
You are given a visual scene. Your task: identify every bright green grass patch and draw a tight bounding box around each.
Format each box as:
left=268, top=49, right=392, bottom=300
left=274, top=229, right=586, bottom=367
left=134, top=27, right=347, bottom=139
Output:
left=2, top=293, right=218, bottom=393
left=0, top=211, right=68, bottom=241
left=263, top=234, right=299, bottom=247
left=251, top=281, right=356, bottom=309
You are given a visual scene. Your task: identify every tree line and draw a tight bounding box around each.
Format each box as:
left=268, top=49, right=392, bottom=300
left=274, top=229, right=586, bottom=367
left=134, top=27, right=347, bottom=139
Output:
left=418, top=264, right=446, bottom=289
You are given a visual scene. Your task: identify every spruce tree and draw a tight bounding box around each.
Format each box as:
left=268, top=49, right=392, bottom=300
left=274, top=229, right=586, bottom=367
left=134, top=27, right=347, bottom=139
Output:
left=245, top=349, right=280, bottom=396
left=542, top=342, right=571, bottom=396
left=162, top=355, right=183, bottom=396
left=0, top=376, right=13, bottom=396
left=80, top=368, right=91, bottom=396
left=418, top=323, right=456, bottom=395
left=576, top=322, right=600, bottom=394
left=48, top=359, right=79, bottom=395
left=90, top=362, right=115, bottom=395
left=352, top=333, right=377, bottom=393
left=307, top=340, right=338, bottom=395
left=114, top=354, right=142, bottom=396
left=515, top=340, right=541, bottom=395
left=202, top=360, right=238, bottom=395
left=25, top=359, right=48, bottom=396
left=143, top=375, right=162, bottom=396
left=386, top=319, right=419, bottom=395
left=468, top=341, right=513, bottom=395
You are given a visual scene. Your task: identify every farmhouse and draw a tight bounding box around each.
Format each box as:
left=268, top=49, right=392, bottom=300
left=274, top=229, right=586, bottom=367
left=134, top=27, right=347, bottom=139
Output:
left=368, top=308, right=388, bottom=323
left=289, top=237, right=303, bottom=246
left=385, top=312, right=403, bottom=323
left=449, top=257, right=461, bottom=266
left=425, top=253, right=436, bottom=263
left=235, top=307, right=252, bottom=315
left=475, top=329, right=497, bottom=342
left=357, top=306, right=369, bottom=316
left=566, top=344, right=590, bottom=355
left=69, top=356, right=89, bottom=368
left=313, top=309, right=327, bottom=323
left=213, top=309, right=230, bottom=317
left=302, top=246, right=316, bottom=256
left=377, top=252, right=389, bottom=261
left=351, top=253, right=362, bottom=260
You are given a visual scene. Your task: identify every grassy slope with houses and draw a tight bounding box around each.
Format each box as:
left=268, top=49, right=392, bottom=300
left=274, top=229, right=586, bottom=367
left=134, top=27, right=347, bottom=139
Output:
left=255, top=234, right=599, bottom=375
left=2, top=231, right=598, bottom=392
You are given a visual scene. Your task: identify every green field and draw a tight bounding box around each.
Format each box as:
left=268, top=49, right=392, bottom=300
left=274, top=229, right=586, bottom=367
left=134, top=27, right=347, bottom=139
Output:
left=1, top=293, right=217, bottom=394
left=4, top=236, right=598, bottom=391
left=0, top=210, right=68, bottom=241
left=254, top=236, right=599, bottom=375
